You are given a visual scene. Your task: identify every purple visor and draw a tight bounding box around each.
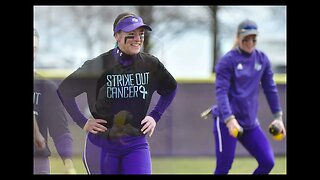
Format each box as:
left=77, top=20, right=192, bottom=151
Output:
left=114, top=16, right=152, bottom=34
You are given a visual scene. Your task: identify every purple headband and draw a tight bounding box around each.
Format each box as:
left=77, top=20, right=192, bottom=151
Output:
left=114, top=16, right=152, bottom=34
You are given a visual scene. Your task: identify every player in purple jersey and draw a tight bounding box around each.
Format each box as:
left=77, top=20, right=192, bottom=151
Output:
left=33, top=28, right=76, bottom=174
left=211, top=19, right=286, bottom=174
left=57, top=13, right=177, bottom=174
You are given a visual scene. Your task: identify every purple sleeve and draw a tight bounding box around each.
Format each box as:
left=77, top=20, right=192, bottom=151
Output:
left=215, top=56, right=234, bottom=122
left=57, top=90, right=88, bottom=128
left=148, top=87, right=177, bottom=122
left=53, top=132, right=73, bottom=159
left=260, top=58, right=282, bottom=114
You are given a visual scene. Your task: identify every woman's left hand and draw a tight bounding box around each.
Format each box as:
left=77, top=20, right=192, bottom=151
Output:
left=141, top=116, right=157, bottom=137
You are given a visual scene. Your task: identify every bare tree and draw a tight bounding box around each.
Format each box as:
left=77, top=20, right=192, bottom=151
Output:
left=137, top=6, right=154, bottom=53
left=68, top=6, right=116, bottom=58
left=208, top=6, right=219, bottom=73
left=134, top=6, right=212, bottom=57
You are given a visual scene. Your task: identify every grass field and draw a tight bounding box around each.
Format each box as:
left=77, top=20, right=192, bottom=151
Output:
left=49, top=155, right=286, bottom=174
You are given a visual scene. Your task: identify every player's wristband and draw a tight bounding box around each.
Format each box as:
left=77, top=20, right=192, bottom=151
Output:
left=273, top=112, right=283, bottom=121
left=148, top=110, right=161, bottom=122
left=224, top=115, right=235, bottom=124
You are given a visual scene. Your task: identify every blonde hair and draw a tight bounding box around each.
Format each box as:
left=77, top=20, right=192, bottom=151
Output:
left=231, top=36, right=239, bottom=50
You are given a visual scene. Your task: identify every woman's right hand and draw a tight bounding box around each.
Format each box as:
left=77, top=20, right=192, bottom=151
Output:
left=83, top=118, right=108, bottom=134
left=34, top=131, right=46, bottom=150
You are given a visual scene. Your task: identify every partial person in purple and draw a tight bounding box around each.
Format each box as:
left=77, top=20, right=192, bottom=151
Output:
left=34, top=115, right=45, bottom=151
left=211, top=19, right=286, bottom=174
left=57, top=12, right=177, bottom=174
left=33, top=28, right=76, bottom=174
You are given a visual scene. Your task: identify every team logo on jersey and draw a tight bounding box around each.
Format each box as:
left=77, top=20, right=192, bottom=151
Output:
left=116, top=49, right=123, bottom=56
left=132, top=17, right=138, bottom=22
left=106, top=72, right=149, bottom=99
left=236, top=63, right=243, bottom=70
left=254, top=62, right=262, bottom=71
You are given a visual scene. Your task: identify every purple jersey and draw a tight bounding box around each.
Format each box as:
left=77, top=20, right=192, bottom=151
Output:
left=34, top=73, right=73, bottom=158
left=215, top=48, right=282, bottom=129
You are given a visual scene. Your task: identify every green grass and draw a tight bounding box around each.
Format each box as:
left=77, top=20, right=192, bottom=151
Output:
left=152, top=156, right=286, bottom=174
left=49, top=155, right=286, bottom=174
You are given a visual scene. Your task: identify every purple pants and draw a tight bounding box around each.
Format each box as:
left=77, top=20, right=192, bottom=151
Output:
left=33, top=157, right=50, bottom=174
left=83, top=133, right=151, bottom=174
left=213, top=117, right=275, bottom=174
